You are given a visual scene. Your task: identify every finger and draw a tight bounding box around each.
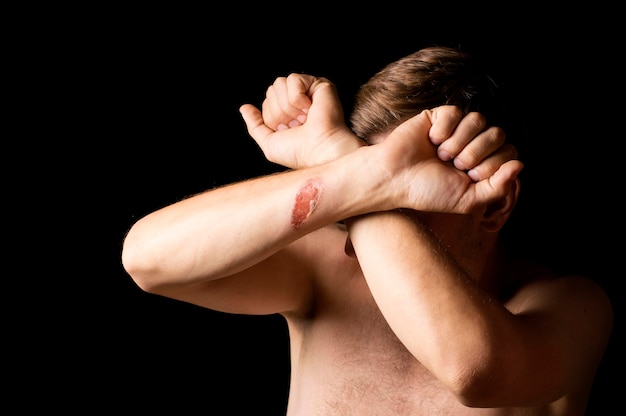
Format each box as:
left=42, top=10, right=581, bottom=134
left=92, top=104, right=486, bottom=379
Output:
left=305, top=78, right=345, bottom=125
left=384, top=110, right=433, bottom=157
left=263, top=77, right=295, bottom=129
left=287, top=73, right=314, bottom=115
left=450, top=125, right=506, bottom=171
left=265, top=74, right=312, bottom=129
left=435, top=112, right=488, bottom=163
left=473, top=159, right=524, bottom=203
left=428, top=105, right=464, bottom=145
left=239, top=104, right=274, bottom=148
left=274, top=76, right=307, bottom=124
left=467, top=143, right=519, bottom=182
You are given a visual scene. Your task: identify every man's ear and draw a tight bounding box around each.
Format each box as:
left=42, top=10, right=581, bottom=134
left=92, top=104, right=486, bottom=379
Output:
left=481, top=177, right=521, bottom=233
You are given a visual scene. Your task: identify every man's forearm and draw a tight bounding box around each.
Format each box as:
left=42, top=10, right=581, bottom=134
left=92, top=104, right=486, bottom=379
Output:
left=345, top=211, right=507, bottom=385
left=122, top=145, right=391, bottom=290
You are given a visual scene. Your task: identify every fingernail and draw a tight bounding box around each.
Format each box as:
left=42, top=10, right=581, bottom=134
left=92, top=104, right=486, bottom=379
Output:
left=438, top=149, right=451, bottom=161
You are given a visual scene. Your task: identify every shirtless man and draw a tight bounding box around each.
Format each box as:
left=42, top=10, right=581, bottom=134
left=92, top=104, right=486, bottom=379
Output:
left=121, top=46, right=613, bottom=415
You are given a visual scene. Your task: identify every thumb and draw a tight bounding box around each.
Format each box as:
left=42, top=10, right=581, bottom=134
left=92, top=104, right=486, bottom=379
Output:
left=239, top=104, right=274, bottom=148
left=474, top=160, right=524, bottom=204
left=393, top=110, right=433, bottom=137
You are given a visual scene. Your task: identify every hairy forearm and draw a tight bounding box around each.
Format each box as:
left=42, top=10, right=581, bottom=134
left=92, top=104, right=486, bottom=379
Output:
left=121, top=146, right=391, bottom=291
left=345, top=211, right=508, bottom=388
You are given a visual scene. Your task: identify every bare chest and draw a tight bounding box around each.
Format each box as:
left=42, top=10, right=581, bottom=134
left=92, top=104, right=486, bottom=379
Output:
left=284, top=271, right=554, bottom=416
left=286, top=275, right=464, bottom=415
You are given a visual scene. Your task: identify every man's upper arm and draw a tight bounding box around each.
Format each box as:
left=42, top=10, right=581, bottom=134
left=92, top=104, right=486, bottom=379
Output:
left=508, top=275, right=613, bottom=397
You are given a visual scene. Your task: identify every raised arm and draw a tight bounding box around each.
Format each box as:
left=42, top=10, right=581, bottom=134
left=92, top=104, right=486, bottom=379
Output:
left=346, top=195, right=612, bottom=409
left=344, top=109, right=611, bottom=407
left=121, top=99, right=515, bottom=315
left=121, top=147, right=376, bottom=312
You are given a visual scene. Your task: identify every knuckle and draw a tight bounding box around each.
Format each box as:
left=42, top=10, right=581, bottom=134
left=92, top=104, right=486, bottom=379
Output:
left=465, top=112, right=487, bottom=130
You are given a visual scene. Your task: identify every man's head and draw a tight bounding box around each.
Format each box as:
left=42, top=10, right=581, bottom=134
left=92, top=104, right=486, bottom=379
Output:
left=349, top=46, right=519, bottom=276
left=350, top=46, right=507, bottom=143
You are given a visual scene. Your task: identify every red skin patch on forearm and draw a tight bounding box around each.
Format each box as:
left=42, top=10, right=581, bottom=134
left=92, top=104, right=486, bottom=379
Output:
left=291, top=178, right=322, bottom=230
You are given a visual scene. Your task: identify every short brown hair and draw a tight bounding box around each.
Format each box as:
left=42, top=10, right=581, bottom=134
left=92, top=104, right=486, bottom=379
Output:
left=350, top=46, right=506, bottom=142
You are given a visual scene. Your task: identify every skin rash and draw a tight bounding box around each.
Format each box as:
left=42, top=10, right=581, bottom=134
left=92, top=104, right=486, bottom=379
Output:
left=291, top=178, right=322, bottom=230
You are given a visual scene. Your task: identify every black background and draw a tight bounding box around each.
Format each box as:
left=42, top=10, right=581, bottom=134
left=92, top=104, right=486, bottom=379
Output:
left=40, top=8, right=622, bottom=415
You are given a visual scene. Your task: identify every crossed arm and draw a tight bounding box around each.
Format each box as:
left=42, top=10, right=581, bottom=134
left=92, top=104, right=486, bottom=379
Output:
left=240, top=74, right=522, bottom=212
left=236, top=74, right=611, bottom=408
left=122, top=74, right=611, bottom=409
left=123, top=75, right=520, bottom=299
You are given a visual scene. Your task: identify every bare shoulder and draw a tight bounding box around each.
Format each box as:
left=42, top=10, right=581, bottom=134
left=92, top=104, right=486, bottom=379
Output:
left=516, top=272, right=612, bottom=314
left=508, top=266, right=614, bottom=404
left=509, top=265, right=614, bottom=346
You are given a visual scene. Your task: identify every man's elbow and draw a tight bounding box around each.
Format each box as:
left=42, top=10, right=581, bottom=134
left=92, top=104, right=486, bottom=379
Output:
left=439, top=349, right=513, bottom=408
left=121, top=232, right=165, bottom=294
